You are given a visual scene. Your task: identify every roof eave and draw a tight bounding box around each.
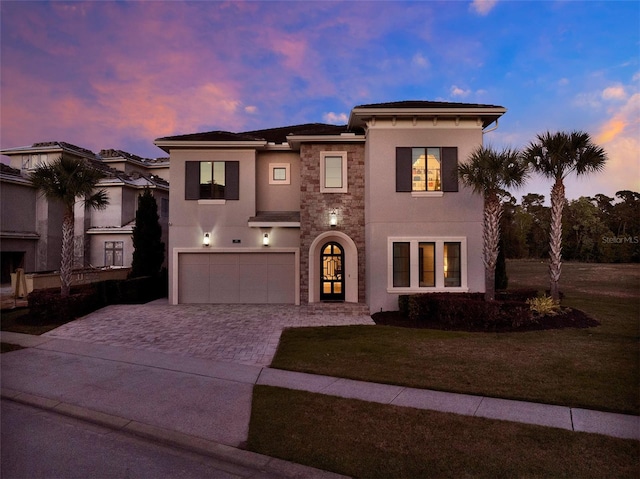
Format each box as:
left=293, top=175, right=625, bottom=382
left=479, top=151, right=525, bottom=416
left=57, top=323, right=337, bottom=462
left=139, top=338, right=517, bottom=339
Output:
left=153, top=140, right=267, bottom=153
left=348, top=106, right=507, bottom=129
left=286, top=134, right=366, bottom=150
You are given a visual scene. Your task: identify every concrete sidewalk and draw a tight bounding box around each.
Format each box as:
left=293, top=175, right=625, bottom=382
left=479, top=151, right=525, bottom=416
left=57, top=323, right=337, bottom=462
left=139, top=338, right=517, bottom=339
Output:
left=2, top=331, right=639, bottom=476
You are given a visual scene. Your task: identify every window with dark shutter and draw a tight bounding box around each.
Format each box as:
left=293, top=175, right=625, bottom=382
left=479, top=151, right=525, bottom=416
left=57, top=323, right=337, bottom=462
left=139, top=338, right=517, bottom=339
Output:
left=396, top=146, right=458, bottom=193
left=225, top=161, right=239, bottom=200
left=441, top=147, right=458, bottom=192
left=185, top=161, right=200, bottom=200
left=184, top=160, right=240, bottom=200
left=396, top=147, right=412, bottom=192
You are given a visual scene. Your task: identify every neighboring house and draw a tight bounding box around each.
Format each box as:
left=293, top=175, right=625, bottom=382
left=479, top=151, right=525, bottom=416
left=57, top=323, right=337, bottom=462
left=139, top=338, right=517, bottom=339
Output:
left=0, top=142, right=169, bottom=283
left=155, top=100, right=506, bottom=312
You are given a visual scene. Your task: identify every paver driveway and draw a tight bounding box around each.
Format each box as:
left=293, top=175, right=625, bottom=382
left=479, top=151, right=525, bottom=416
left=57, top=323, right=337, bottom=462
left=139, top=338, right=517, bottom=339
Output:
left=44, top=301, right=374, bottom=366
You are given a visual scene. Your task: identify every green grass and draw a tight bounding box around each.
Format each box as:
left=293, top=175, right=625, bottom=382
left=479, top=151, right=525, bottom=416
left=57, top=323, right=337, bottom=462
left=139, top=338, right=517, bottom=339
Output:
left=248, top=385, right=639, bottom=479
left=270, top=260, right=640, bottom=414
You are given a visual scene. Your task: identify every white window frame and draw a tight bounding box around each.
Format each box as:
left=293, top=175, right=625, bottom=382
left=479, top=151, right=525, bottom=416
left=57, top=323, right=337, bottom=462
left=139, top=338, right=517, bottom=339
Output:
left=269, top=163, right=290, bottom=185
left=387, top=236, right=468, bottom=293
left=320, top=151, right=348, bottom=193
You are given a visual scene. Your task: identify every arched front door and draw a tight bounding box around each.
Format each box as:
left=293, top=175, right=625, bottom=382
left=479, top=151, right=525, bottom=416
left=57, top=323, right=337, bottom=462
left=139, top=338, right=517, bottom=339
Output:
left=320, top=242, right=345, bottom=301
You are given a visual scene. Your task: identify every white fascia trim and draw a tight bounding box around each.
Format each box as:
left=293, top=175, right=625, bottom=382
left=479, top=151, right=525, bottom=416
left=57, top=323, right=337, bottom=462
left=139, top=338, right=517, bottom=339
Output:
left=247, top=221, right=301, bottom=228
left=411, top=191, right=444, bottom=198
left=0, top=175, right=32, bottom=186
left=348, top=107, right=506, bottom=129
left=286, top=134, right=365, bottom=149
left=87, top=227, right=134, bottom=234
left=154, top=140, right=266, bottom=151
left=1, top=231, right=40, bottom=239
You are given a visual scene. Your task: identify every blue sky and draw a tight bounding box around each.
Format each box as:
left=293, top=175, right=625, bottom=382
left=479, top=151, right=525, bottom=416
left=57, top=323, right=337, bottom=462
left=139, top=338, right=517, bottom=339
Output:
left=1, top=0, right=638, bottom=201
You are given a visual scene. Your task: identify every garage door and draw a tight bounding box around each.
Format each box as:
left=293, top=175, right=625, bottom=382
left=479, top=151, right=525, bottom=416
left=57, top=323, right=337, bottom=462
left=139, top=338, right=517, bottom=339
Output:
left=178, top=252, right=296, bottom=304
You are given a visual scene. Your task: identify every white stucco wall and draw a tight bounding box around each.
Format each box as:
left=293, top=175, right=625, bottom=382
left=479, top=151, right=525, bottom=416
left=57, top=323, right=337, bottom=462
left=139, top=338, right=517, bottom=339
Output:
left=364, top=119, right=487, bottom=312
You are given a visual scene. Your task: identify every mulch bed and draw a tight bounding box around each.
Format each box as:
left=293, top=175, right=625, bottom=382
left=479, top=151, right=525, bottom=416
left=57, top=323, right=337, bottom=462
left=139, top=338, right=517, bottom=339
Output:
left=372, top=307, right=600, bottom=333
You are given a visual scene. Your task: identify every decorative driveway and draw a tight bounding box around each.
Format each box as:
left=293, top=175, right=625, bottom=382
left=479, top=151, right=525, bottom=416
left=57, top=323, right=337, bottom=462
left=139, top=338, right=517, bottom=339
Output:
left=44, top=301, right=374, bottom=366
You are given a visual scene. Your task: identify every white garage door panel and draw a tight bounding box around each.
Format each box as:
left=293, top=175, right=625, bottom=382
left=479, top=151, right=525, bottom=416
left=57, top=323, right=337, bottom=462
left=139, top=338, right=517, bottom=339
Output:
left=210, top=262, right=241, bottom=303
left=178, top=256, right=210, bottom=304
left=267, top=263, right=295, bottom=303
left=178, top=252, right=295, bottom=304
left=239, top=263, right=268, bottom=303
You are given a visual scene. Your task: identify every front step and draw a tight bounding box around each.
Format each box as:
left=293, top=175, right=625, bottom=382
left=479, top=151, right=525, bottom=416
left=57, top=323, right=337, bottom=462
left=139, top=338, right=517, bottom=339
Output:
left=302, top=302, right=370, bottom=316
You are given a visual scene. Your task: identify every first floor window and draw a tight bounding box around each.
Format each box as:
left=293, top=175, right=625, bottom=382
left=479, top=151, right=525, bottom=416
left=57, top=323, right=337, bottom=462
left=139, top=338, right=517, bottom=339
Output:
left=444, top=242, right=461, bottom=287
left=105, top=241, right=124, bottom=266
left=388, top=237, right=467, bottom=291
left=419, top=242, right=436, bottom=287
left=393, top=242, right=410, bottom=287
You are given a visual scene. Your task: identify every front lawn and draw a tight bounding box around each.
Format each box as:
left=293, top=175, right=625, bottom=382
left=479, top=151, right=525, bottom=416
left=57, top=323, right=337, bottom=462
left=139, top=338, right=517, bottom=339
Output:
left=270, top=260, right=640, bottom=414
left=248, top=386, right=639, bottom=479
left=248, top=261, right=639, bottom=477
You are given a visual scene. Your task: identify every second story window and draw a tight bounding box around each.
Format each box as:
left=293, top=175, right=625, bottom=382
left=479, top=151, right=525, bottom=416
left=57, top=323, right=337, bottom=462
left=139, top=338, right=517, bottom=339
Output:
left=412, top=148, right=441, bottom=192
left=396, top=147, right=458, bottom=194
left=320, top=151, right=348, bottom=193
left=185, top=161, right=240, bottom=201
left=200, top=161, right=226, bottom=199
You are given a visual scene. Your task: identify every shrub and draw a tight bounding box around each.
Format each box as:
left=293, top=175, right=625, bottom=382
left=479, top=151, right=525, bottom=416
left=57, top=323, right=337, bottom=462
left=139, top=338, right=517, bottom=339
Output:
left=406, top=293, right=532, bottom=331
left=27, top=286, right=102, bottom=324
left=527, top=295, right=561, bottom=317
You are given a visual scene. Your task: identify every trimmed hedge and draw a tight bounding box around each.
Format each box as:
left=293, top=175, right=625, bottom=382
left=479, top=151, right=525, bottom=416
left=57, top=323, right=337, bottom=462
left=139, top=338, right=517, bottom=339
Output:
left=404, top=292, right=535, bottom=331
left=27, top=285, right=101, bottom=324
left=27, top=273, right=167, bottom=323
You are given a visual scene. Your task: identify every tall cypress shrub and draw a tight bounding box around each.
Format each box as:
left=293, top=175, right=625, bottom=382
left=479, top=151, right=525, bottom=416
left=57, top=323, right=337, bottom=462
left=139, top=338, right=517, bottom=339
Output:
left=130, top=189, right=165, bottom=278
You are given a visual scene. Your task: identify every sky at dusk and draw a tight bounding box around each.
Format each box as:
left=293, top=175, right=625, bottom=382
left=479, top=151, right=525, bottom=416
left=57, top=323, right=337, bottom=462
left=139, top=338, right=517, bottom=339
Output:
left=1, top=0, right=638, bottom=202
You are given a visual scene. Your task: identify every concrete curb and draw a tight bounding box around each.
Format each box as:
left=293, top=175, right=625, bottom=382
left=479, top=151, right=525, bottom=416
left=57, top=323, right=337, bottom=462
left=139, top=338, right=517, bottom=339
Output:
left=1, top=388, right=350, bottom=479
left=3, top=331, right=639, bottom=440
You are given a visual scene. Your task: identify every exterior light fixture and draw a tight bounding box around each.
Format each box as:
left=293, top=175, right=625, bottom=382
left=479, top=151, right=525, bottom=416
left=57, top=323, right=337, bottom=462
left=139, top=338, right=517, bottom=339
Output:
left=263, top=232, right=270, bottom=246
left=330, top=210, right=338, bottom=227
left=203, top=233, right=211, bottom=247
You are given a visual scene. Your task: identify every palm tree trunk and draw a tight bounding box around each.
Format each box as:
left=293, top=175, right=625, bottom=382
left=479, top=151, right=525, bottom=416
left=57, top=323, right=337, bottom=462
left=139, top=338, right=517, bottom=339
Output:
left=483, top=195, right=502, bottom=301
left=549, top=178, right=565, bottom=301
left=60, top=210, right=74, bottom=297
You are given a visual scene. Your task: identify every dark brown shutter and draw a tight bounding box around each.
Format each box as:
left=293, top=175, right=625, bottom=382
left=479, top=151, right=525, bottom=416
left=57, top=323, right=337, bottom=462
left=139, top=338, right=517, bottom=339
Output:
left=185, top=161, right=200, bottom=200
left=396, top=147, right=412, bottom=192
left=225, top=161, right=240, bottom=200
left=441, top=147, right=458, bottom=192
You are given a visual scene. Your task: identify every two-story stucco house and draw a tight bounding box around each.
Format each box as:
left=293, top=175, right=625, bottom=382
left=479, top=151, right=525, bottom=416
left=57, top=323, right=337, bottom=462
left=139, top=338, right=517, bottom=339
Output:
left=0, top=142, right=169, bottom=283
left=154, top=101, right=506, bottom=313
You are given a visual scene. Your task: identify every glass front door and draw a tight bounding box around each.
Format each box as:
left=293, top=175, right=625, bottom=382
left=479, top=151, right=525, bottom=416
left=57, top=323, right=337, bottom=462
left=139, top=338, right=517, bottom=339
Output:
left=320, top=242, right=345, bottom=301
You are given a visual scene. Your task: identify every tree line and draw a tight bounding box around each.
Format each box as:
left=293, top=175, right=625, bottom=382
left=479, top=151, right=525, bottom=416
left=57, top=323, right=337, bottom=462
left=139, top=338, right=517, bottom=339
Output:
left=501, top=190, right=640, bottom=263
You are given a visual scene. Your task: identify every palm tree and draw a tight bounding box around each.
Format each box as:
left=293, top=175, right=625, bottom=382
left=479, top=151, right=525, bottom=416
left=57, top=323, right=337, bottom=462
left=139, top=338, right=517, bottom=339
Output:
left=30, top=155, right=109, bottom=297
left=458, top=146, right=529, bottom=301
left=523, top=131, right=607, bottom=300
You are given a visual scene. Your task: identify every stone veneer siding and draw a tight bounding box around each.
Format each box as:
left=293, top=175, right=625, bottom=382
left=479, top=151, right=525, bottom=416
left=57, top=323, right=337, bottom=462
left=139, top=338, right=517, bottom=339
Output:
left=299, top=143, right=366, bottom=303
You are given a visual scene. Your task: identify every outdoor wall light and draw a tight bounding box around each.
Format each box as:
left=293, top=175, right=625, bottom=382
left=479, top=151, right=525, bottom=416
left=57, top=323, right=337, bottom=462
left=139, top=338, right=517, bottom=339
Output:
left=263, top=232, right=270, bottom=246
left=203, top=232, right=211, bottom=247
left=330, top=210, right=338, bottom=227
